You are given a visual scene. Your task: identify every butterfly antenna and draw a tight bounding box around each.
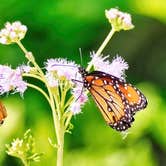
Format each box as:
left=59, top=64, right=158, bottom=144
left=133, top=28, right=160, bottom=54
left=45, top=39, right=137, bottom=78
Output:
left=79, top=48, right=83, bottom=66
left=74, top=83, right=85, bottom=103
left=73, top=48, right=83, bottom=80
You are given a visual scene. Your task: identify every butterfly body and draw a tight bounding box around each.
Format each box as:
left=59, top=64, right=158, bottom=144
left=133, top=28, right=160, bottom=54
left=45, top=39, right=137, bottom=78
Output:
left=78, top=67, right=147, bottom=131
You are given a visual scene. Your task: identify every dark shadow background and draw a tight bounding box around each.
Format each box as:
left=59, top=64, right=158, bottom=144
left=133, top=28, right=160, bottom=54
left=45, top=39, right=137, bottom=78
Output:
left=0, top=0, right=166, bottom=166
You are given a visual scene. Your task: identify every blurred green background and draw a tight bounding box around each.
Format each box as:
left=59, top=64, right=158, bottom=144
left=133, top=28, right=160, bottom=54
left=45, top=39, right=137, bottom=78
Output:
left=0, top=0, right=166, bottom=165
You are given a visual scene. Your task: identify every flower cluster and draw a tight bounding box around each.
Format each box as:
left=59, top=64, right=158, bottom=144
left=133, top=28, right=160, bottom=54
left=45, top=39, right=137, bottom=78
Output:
left=0, top=21, right=27, bottom=45
left=7, top=138, right=23, bottom=154
left=6, top=129, right=43, bottom=164
left=45, top=58, right=79, bottom=87
left=0, top=65, right=27, bottom=95
left=45, top=58, right=88, bottom=114
left=105, top=8, right=134, bottom=31
left=90, top=52, right=129, bottom=80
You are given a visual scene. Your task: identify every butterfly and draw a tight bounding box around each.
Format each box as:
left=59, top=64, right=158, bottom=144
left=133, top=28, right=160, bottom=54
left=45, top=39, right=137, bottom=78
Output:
left=78, top=67, right=147, bottom=131
left=0, top=101, right=7, bottom=125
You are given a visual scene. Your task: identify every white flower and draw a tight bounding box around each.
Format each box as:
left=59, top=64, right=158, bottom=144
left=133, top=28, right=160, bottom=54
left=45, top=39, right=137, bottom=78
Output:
left=0, top=65, right=27, bottom=94
left=0, top=21, right=27, bottom=45
left=6, top=129, right=42, bottom=163
left=10, top=138, right=23, bottom=151
left=45, top=58, right=79, bottom=81
left=90, top=52, right=128, bottom=80
left=105, top=8, right=134, bottom=31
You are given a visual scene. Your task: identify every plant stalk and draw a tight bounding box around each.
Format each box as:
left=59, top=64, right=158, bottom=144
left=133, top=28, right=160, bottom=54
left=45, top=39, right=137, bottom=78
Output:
left=86, top=28, right=115, bottom=71
left=56, top=123, right=64, bottom=166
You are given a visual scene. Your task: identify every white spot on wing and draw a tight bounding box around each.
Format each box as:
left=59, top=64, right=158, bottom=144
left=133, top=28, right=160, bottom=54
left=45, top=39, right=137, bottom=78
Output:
left=104, top=80, right=107, bottom=84
left=128, top=93, right=131, bottom=97
left=92, top=80, right=95, bottom=84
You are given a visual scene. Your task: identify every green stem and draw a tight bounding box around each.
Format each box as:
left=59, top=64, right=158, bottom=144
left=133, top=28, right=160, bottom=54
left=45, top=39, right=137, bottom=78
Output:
left=64, top=96, right=74, bottom=110
left=21, top=158, right=29, bottom=166
left=23, top=73, right=45, bottom=83
left=64, top=111, right=73, bottom=130
left=55, top=82, right=71, bottom=166
left=16, top=41, right=28, bottom=55
left=60, top=82, right=69, bottom=114
left=27, top=83, right=50, bottom=105
left=49, top=89, right=64, bottom=166
left=48, top=89, right=64, bottom=166
left=56, top=121, right=64, bottom=166
left=17, top=40, right=65, bottom=166
left=17, top=41, right=45, bottom=77
left=96, top=28, right=115, bottom=56
left=86, top=28, right=115, bottom=71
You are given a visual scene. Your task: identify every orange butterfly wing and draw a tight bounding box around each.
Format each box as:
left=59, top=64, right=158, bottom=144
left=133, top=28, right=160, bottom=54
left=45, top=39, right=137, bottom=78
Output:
left=0, top=101, right=7, bottom=125
left=84, top=71, right=147, bottom=131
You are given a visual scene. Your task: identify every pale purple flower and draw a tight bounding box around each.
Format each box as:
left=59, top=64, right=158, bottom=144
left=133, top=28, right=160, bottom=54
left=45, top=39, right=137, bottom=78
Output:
left=70, top=83, right=88, bottom=114
left=45, top=72, right=58, bottom=87
left=122, top=13, right=134, bottom=29
left=108, top=55, right=129, bottom=79
left=72, top=84, right=88, bottom=104
left=90, top=52, right=128, bottom=80
left=45, top=58, right=88, bottom=114
left=45, top=58, right=79, bottom=81
left=105, top=8, right=119, bottom=19
left=90, top=52, right=110, bottom=70
left=105, top=8, right=134, bottom=31
left=17, top=65, right=32, bottom=74
left=0, top=21, right=27, bottom=45
left=0, top=65, right=27, bottom=94
left=70, top=102, right=82, bottom=115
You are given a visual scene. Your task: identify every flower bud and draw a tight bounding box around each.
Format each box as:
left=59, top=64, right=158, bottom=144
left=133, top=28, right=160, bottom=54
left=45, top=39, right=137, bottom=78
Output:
left=0, top=21, right=27, bottom=45
left=105, top=8, right=134, bottom=31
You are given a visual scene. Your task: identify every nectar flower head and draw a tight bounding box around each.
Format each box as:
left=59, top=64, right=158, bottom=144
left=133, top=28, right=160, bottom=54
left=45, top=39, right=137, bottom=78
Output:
left=109, top=55, right=129, bottom=79
left=17, top=64, right=32, bottom=74
left=105, top=8, right=134, bottom=31
left=0, top=21, right=27, bottom=45
left=45, top=58, right=79, bottom=81
left=90, top=52, right=128, bottom=80
left=70, top=83, right=88, bottom=115
left=45, top=72, right=58, bottom=87
left=6, top=129, right=42, bottom=163
left=70, top=102, right=81, bottom=115
left=0, top=65, right=27, bottom=95
left=7, top=138, right=23, bottom=154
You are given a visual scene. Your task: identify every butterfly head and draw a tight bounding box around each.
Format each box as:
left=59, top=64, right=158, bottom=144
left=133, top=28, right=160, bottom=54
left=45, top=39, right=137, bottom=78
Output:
left=78, top=67, right=88, bottom=77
